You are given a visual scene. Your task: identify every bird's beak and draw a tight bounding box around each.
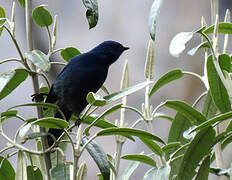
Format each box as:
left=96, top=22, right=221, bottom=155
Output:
left=123, top=46, right=130, bottom=51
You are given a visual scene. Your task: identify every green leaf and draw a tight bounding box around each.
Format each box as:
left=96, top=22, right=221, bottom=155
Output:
left=25, top=50, right=51, bottom=72
left=16, top=151, right=27, bottom=180
left=1, top=110, right=18, bottom=117
left=100, top=85, right=110, bottom=95
left=140, top=138, right=163, bottom=156
left=207, top=55, right=231, bottom=113
left=82, top=0, right=98, bottom=29
left=176, top=127, right=215, bottom=180
left=84, top=104, right=122, bottom=135
left=219, top=53, right=231, bottom=72
left=143, top=165, right=170, bottom=180
left=169, top=32, right=194, bottom=57
left=27, top=166, right=43, bottom=180
left=82, top=114, right=116, bottom=129
left=25, top=132, right=50, bottom=140
left=203, top=22, right=232, bottom=34
left=122, top=154, right=156, bottom=167
left=195, top=156, right=210, bottom=180
left=50, top=164, right=70, bottom=180
left=0, top=156, right=15, bottom=180
left=164, top=100, right=206, bottom=124
left=153, top=113, right=174, bottom=122
left=120, top=160, right=140, bottom=180
left=9, top=102, right=60, bottom=111
left=17, top=0, right=25, bottom=8
left=202, top=91, right=217, bottom=120
left=104, top=81, right=152, bottom=102
left=1, top=110, right=18, bottom=122
left=82, top=137, right=110, bottom=180
left=148, top=0, right=163, bottom=40
left=0, top=6, right=6, bottom=36
left=149, top=69, right=184, bottom=97
left=97, top=128, right=165, bottom=144
left=97, top=174, right=103, bottom=180
left=86, top=92, right=107, bottom=106
left=76, top=162, right=87, bottom=180
left=60, top=47, right=81, bottom=62
left=0, top=69, right=28, bottom=101
left=145, top=40, right=155, bottom=79
left=32, top=117, right=68, bottom=129
left=191, top=111, right=232, bottom=132
left=32, top=5, right=53, bottom=27
left=187, top=41, right=210, bottom=56
left=161, top=142, right=181, bottom=153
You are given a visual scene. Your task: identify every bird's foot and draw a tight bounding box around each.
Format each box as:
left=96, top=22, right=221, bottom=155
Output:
left=75, top=118, right=81, bottom=127
left=31, top=93, right=48, bottom=102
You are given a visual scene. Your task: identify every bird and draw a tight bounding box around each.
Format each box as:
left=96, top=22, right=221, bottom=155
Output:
left=43, top=40, right=129, bottom=146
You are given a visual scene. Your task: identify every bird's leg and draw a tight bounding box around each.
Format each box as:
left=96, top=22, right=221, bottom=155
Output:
left=75, top=117, right=81, bottom=127
left=31, top=93, right=48, bottom=102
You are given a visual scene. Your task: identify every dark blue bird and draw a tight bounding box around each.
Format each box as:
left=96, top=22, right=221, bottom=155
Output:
left=45, top=41, right=129, bottom=146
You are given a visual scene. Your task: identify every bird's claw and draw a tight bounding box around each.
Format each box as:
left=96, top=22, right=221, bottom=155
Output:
left=75, top=118, right=81, bottom=127
left=31, top=93, right=48, bottom=102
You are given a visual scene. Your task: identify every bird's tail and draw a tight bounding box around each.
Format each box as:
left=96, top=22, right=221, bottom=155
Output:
left=47, top=110, right=72, bottom=147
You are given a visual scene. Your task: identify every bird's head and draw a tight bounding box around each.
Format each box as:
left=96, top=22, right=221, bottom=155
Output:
left=89, top=41, right=129, bottom=65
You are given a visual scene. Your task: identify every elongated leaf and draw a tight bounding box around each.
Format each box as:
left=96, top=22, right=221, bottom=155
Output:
left=82, top=0, right=98, bottom=29
left=149, top=69, right=184, bottom=97
left=122, top=154, right=156, bottom=167
left=145, top=40, right=155, bottom=79
left=0, top=69, right=28, bottom=101
left=140, top=138, right=163, bottom=156
left=169, top=32, right=194, bottom=57
left=25, top=132, right=49, bottom=140
left=76, top=162, right=87, bottom=180
left=121, top=60, right=129, bottom=90
left=191, top=111, right=232, bottom=132
left=60, top=47, right=81, bottom=62
left=104, top=81, right=152, bottom=102
left=1, top=110, right=18, bottom=122
left=86, top=92, right=107, bottom=106
left=187, top=41, right=210, bottom=56
left=1, top=110, right=18, bottom=117
left=97, top=128, right=165, bottom=144
left=17, top=0, right=25, bottom=8
left=0, top=6, right=6, bottom=36
left=32, top=117, right=68, bottom=129
left=85, top=104, right=122, bottom=135
left=218, top=54, right=231, bottom=72
left=203, top=22, right=232, bottom=34
left=82, top=137, right=110, bottom=180
left=25, top=50, right=51, bottom=72
left=27, top=166, right=43, bottom=180
left=16, top=151, right=27, bottom=180
left=207, top=55, right=231, bottom=113
left=0, top=156, right=15, bottom=180
left=202, top=91, right=217, bottom=120
left=143, top=165, right=170, bottom=180
left=161, top=142, right=181, bottom=153
left=50, top=164, right=70, bottom=180
left=82, top=114, right=116, bottom=129
left=176, top=127, right=215, bottom=180
left=32, top=5, right=53, bottom=27
left=149, top=0, right=163, bottom=40
left=101, top=85, right=110, bottom=95
left=153, top=113, right=174, bottom=122
left=9, top=102, right=60, bottom=111
left=164, top=100, right=206, bottom=124
left=195, top=156, right=210, bottom=180
left=120, top=160, right=140, bottom=180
